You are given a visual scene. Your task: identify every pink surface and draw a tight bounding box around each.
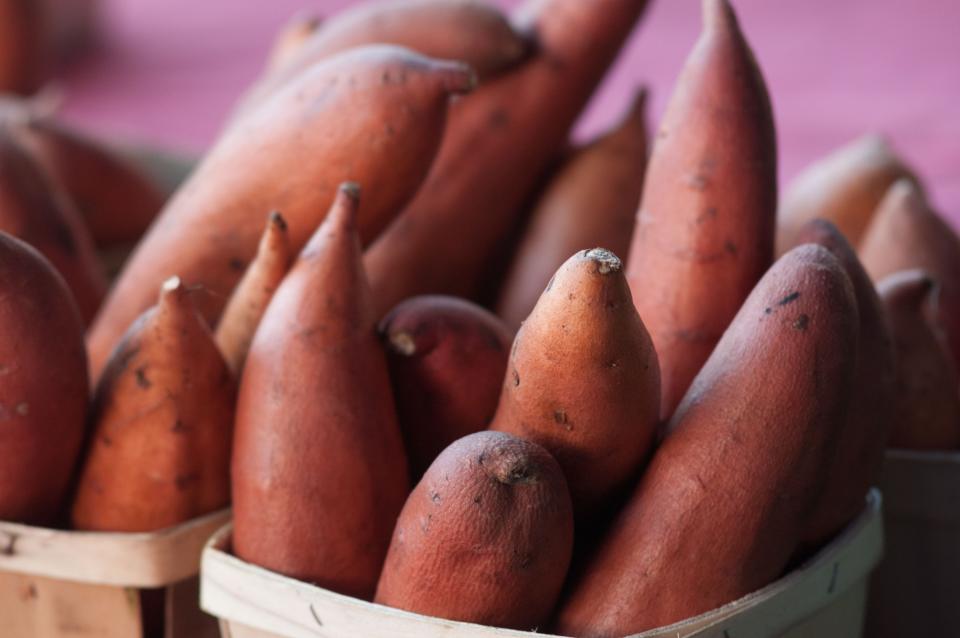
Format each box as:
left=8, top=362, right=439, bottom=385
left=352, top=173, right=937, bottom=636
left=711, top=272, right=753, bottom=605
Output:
left=60, top=0, right=960, bottom=222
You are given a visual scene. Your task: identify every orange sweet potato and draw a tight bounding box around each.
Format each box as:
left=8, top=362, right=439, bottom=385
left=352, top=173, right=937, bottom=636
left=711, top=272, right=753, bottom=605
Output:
left=491, top=248, right=660, bottom=517
left=215, top=212, right=292, bottom=375
left=379, top=295, right=513, bottom=478
left=232, top=185, right=409, bottom=600
left=777, top=135, right=920, bottom=254
left=556, top=245, right=857, bottom=637
left=71, top=276, right=235, bottom=532
left=859, top=179, right=960, bottom=369
left=375, top=431, right=573, bottom=630
left=87, top=46, right=474, bottom=380
left=0, top=232, right=88, bottom=525
left=878, top=270, right=960, bottom=450
left=625, top=0, right=777, bottom=421
left=795, top=219, right=896, bottom=544
left=365, top=0, right=652, bottom=318
left=496, top=89, right=648, bottom=330
left=0, top=130, right=107, bottom=324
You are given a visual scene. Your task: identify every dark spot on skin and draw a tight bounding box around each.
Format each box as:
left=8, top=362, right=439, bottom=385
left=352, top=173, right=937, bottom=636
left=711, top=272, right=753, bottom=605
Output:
left=429, top=490, right=441, bottom=503
left=512, top=369, right=520, bottom=387
left=488, top=108, right=509, bottom=129
left=778, top=291, right=801, bottom=307
left=135, top=367, right=151, bottom=389
left=695, top=474, right=708, bottom=491
left=228, top=258, right=246, bottom=272
left=793, top=314, right=810, bottom=331
left=20, top=583, right=37, bottom=600
left=553, top=410, right=572, bottom=432
left=172, top=419, right=189, bottom=433
left=175, top=473, right=199, bottom=490
left=695, top=207, right=717, bottom=224
left=473, top=495, right=482, bottom=505
left=1, top=532, right=18, bottom=556
left=100, top=435, right=112, bottom=447
left=724, top=240, right=738, bottom=256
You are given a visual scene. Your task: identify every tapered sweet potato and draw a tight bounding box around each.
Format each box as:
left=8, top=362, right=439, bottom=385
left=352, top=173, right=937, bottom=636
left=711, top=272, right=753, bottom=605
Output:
left=0, top=131, right=107, bottom=324
left=215, top=212, right=292, bottom=375
left=626, top=0, right=777, bottom=420
left=0, top=0, right=47, bottom=94
left=777, top=135, right=920, bottom=255
left=375, top=431, right=573, bottom=630
left=795, top=219, right=896, bottom=544
left=245, top=0, right=528, bottom=111
left=87, top=46, right=474, bottom=380
left=859, top=179, right=960, bottom=368
left=71, top=276, right=235, bottom=532
left=556, top=245, right=857, bottom=637
left=379, top=295, right=513, bottom=478
left=491, top=248, right=659, bottom=517
left=232, top=185, right=409, bottom=600
left=365, top=0, right=652, bottom=318
left=0, top=232, right=88, bottom=525
left=496, top=89, right=648, bottom=329
left=878, top=270, right=960, bottom=450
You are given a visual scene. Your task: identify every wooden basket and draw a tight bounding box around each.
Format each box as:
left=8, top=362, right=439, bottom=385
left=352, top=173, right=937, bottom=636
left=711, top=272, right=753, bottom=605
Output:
left=200, top=490, right=882, bottom=638
left=867, top=450, right=960, bottom=636
left=0, top=508, right=230, bottom=638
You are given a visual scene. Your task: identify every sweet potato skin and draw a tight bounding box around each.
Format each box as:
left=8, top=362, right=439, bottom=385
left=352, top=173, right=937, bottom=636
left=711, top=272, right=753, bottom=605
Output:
left=87, top=46, right=473, bottom=380
left=232, top=186, right=409, bottom=600
left=795, top=219, right=896, bottom=544
left=626, top=0, right=777, bottom=420
left=380, top=295, right=513, bottom=479
left=496, top=90, right=648, bottom=330
left=878, top=270, right=960, bottom=450
left=375, top=431, right=573, bottom=631
left=0, top=131, right=107, bottom=324
left=556, top=244, right=857, bottom=637
left=491, top=248, right=660, bottom=517
left=0, top=232, right=88, bottom=525
left=71, top=278, right=235, bottom=532
left=365, top=0, right=652, bottom=318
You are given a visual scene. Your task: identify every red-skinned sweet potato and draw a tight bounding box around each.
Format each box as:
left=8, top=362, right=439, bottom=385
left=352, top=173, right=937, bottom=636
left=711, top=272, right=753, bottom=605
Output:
left=365, top=0, right=652, bottom=318
left=71, top=276, right=235, bottom=532
left=232, top=184, right=409, bottom=600
left=0, top=232, right=88, bottom=525
left=496, top=89, right=648, bottom=329
left=374, top=431, right=573, bottom=630
left=625, top=0, right=777, bottom=420
left=379, top=295, right=513, bottom=478
left=491, top=248, right=660, bottom=517
left=87, top=46, right=475, bottom=380
left=556, top=245, right=857, bottom=637
left=878, top=270, right=960, bottom=450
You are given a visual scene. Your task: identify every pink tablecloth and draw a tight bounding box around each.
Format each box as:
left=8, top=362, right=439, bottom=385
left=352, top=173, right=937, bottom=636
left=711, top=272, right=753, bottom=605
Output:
left=60, top=0, right=960, bottom=223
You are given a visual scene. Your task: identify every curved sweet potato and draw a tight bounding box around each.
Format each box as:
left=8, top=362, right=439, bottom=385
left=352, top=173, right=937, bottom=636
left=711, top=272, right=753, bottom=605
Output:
left=375, top=431, right=573, bottom=630
left=625, top=0, right=777, bottom=420
left=0, top=232, right=88, bottom=525
left=379, top=295, right=513, bottom=478
left=232, top=185, right=409, bottom=600
left=878, top=270, right=960, bottom=450
left=491, top=248, right=660, bottom=517
left=496, top=89, right=648, bottom=329
left=87, top=46, right=474, bottom=380
left=556, top=245, right=857, bottom=637
left=365, top=0, right=652, bottom=318
left=71, top=276, right=235, bottom=532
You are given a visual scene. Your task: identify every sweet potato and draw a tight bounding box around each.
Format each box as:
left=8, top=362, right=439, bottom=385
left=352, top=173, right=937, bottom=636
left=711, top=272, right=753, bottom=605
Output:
left=496, top=89, right=648, bottom=329
left=626, top=0, right=777, bottom=420
left=556, top=244, right=857, bottom=637
left=859, top=179, right=960, bottom=368
left=232, top=185, right=409, bottom=600
left=365, top=0, right=652, bottom=318
left=878, top=270, right=960, bottom=450
left=0, top=232, right=88, bottom=525
left=795, top=219, right=896, bottom=544
left=70, top=276, right=235, bottom=532
left=777, top=135, right=920, bottom=254
left=0, top=131, right=107, bottom=324
left=245, top=0, right=529, bottom=111
left=491, top=248, right=659, bottom=517
left=87, top=46, right=474, bottom=380
left=215, top=212, right=292, bottom=375
left=0, top=0, right=47, bottom=94
left=375, top=431, right=573, bottom=630
left=379, top=295, right=513, bottom=478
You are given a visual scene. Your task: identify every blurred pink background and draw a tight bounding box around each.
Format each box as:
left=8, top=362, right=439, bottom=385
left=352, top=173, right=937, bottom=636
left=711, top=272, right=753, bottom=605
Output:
left=59, top=0, right=959, bottom=222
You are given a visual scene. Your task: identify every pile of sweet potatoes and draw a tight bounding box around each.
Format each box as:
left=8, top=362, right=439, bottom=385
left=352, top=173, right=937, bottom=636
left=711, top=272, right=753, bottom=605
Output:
left=0, top=0, right=958, bottom=637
